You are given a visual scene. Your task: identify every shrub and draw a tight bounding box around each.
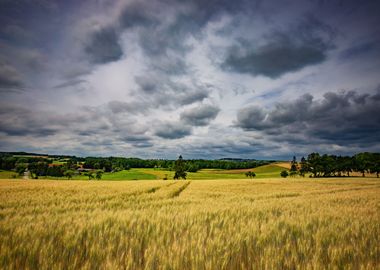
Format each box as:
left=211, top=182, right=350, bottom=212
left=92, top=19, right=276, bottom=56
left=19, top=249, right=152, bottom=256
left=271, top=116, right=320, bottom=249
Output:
left=280, top=170, right=289, bottom=178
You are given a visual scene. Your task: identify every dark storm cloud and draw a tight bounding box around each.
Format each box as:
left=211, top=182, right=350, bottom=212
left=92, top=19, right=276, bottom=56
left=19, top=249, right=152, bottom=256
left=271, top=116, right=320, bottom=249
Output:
left=109, top=78, right=209, bottom=115
left=134, top=75, right=159, bottom=93
left=119, top=1, right=157, bottom=29
left=223, top=16, right=335, bottom=78
left=53, top=79, right=87, bottom=89
left=132, top=73, right=210, bottom=110
left=339, top=40, right=380, bottom=60
left=177, top=137, right=279, bottom=159
left=108, top=101, right=147, bottom=114
left=236, top=89, right=380, bottom=146
left=178, top=89, right=209, bottom=105
left=224, top=44, right=326, bottom=79
left=154, top=122, right=192, bottom=139
left=98, top=0, right=259, bottom=79
left=0, top=105, right=58, bottom=136
left=121, top=135, right=153, bottom=148
left=0, top=125, right=56, bottom=137
left=85, top=27, right=123, bottom=64
left=0, top=0, right=60, bottom=47
left=0, top=104, right=113, bottom=138
left=0, top=61, right=23, bottom=90
left=237, top=107, right=267, bottom=129
left=180, top=104, right=220, bottom=126
left=117, top=0, right=257, bottom=56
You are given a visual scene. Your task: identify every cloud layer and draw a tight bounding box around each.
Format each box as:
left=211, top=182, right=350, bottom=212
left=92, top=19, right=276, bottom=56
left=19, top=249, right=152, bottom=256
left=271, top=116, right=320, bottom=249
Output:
left=0, top=0, right=380, bottom=158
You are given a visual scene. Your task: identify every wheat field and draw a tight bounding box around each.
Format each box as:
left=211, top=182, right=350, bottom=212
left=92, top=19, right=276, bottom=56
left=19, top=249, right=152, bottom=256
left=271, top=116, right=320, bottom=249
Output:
left=0, top=178, right=379, bottom=269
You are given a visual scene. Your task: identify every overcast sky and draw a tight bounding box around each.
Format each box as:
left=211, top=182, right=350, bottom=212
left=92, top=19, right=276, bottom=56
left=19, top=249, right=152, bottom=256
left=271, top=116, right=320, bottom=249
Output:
left=0, top=0, right=379, bottom=159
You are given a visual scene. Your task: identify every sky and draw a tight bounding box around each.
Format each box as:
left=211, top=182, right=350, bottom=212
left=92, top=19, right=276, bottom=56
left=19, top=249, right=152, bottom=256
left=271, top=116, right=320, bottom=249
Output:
left=0, top=0, right=380, bottom=159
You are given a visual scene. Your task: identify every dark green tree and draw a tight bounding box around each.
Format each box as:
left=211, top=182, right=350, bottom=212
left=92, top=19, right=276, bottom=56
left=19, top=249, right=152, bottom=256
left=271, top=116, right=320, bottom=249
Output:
left=280, top=170, right=289, bottom=178
left=290, top=156, right=298, bottom=177
left=354, top=152, right=370, bottom=177
left=245, top=171, right=256, bottom=179
left=307, top=153, right=322, bottom=177
left=84, top=171, right=94, bottom=180
left=173, top=155, right=187, bottom=180
left=368, top=153, right=380, bottom=178
left=95, top=170, right=103, bottom=180
left=299, top=156, right=308, bottom=177
left=63, top=170, right=75, bottom=180
left=341, top=156, right=353, bottom=177
left=15, top=163, right=27, bottom=176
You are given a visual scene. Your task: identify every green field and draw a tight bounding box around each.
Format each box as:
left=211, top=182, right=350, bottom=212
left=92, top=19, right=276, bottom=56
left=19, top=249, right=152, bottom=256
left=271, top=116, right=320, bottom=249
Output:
left=0, top=178, right=379, bottom=269
left=252, top=164, right=286, bottom=178
left=0, top=164, right=288, bottom=181
left=36, top=169, right=158, bottom=181
left=119, top=164, right=289, bottom=180
left=3, top=163, right=375, bottom=181
left=0, top=170, right=19, bottom=179
left=102, top=169, right=157, bottom=180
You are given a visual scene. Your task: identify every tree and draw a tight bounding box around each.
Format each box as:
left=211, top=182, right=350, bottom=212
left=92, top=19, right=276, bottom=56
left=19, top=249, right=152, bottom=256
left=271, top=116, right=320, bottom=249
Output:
left=173, top=155, right=187, bottom=180
left=299, top=156, right=308, bottom=177
left=112, top=166, right=122, bottom=173
left=95, top=170, right=103, bottom=180
left=307, top=153, right=322, bottom=177
left=354, top=153, right=370, bottom=177
left=280, top=170, right=289, bottom=178
left=15, top=163, right=27, bottom=176
left=63, top=170, right=75, bottom=180
left=368, top=153, right=380, bottom=178
left=341, top=156, right=353, bottom=177
left=28, top=162, right=47, bottom=179
left=245, top=171, right=256, bottom=179
left=186, top=163, right=199, bottom=173
left=84, top=171, right=94, bottom=180
left=290, top=156, right=298, bottom=177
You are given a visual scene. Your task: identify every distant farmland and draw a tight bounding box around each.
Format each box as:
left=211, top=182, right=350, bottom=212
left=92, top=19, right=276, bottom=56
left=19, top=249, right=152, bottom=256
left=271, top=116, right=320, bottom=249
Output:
left=0, top=163, right=289, bottom=181
left=0, top=178, right=379, bottom=269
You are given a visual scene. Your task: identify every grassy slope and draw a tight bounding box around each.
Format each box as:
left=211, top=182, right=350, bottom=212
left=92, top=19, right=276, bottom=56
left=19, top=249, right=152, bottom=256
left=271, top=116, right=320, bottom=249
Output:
left=137, top=164, right=287, bottom=180
left=0, top=170, right=20, bottom=179
left=101, top=169, right=156, bottom=180
left=252, top=164, right=286, bottom=178
left=0, top=164, right=290, bottom=180
left=0, top=178, right=378, bottom=269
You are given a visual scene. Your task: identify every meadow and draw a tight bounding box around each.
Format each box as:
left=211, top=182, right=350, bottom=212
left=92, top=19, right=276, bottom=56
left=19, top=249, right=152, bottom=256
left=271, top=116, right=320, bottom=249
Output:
left=0, top=170, right=19, bottom=179
left=0, top=163, right=287, bottom=181
left=0, top=178, right=379, bottom=269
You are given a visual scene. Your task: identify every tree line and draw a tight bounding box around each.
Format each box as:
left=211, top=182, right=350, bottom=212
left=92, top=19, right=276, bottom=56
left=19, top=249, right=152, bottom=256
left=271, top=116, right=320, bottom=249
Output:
left=0, top=153, right=269, bottom=179
left=284, top=152, right=380, bottom=178
left=82, top=157, right=270, bottom=172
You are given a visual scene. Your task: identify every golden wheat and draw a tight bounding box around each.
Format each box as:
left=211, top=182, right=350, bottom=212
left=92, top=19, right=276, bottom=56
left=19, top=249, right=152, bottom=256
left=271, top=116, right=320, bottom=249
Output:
left=0, top=178, right=379, bottom=269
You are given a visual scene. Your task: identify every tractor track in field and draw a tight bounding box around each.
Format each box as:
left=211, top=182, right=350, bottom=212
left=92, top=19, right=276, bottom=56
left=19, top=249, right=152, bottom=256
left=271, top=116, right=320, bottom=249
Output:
left=169, top=181, right=191, bottom=198
left=145, top=182, right=177, bottom=194
left=112, top=182, right=178, bottom=201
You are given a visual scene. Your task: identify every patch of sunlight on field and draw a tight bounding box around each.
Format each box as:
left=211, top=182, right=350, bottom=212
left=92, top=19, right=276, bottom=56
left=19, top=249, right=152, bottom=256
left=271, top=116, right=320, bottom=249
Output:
left=101, top=169, right=157, bottom=180
left=137, top=165, right=286, bottom=180
left=0, top=178, right=379, bottom=269
left=252, top=164, right=285, bottom=178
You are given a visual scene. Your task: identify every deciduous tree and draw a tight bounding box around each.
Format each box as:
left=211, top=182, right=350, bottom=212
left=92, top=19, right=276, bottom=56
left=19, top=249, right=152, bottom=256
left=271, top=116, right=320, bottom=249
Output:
left=173, top=155, right=187, bottom=180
